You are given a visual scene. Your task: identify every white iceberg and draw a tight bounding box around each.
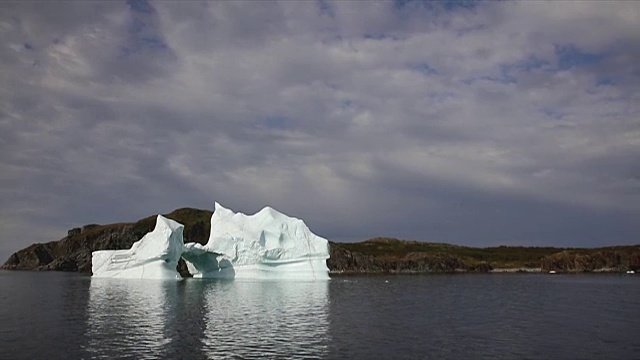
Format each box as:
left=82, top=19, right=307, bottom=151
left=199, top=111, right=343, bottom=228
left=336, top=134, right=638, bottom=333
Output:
left=90, top=203, right=331, bottom=280
left=182, top=203, right=330, bottom=280
left=91, top=215, right=184, bottom=279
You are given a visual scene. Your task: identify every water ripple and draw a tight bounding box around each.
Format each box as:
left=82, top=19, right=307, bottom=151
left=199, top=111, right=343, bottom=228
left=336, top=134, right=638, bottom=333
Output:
left=200, top=280, right=330, bottom=359
left=85, top=279, right=173, bottom=359
left=3, top=272, right=637, bottom=359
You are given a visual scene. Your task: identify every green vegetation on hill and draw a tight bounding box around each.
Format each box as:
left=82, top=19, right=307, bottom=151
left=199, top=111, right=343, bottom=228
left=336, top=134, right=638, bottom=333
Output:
left=330, top=237, right=640, bottom=273
left=337, top=237, right=561, bottom=268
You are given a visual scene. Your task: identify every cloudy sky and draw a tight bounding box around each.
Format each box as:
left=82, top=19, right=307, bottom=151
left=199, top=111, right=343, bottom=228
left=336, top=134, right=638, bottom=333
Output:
left=1, top=0, right=639, bottom=260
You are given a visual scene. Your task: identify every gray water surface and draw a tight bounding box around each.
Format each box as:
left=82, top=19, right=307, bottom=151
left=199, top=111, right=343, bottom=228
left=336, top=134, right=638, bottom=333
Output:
left=1, top=271, right=638, bottom=359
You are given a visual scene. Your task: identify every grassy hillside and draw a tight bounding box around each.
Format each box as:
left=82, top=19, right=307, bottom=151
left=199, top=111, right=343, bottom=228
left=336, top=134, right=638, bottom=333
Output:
left=331, top=237, right=640, bottom=272
left=336, top=237, right=562, bottom=268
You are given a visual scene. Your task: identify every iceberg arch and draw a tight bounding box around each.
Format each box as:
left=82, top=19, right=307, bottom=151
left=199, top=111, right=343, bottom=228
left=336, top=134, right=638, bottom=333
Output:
left=183, top=203, right=330, bottom=280
left=91, top=203, right=330, bottom=280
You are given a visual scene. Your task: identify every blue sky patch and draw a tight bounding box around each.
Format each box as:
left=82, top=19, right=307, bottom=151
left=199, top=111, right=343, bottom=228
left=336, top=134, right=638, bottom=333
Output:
left=555, top=44, right=606, bottom=70
left=541, top=107, right=566, bottom=120
left=127, top=0, right=154, bottom=14
left=317, top=0, right=334, bottom=18
left=596, top=77, right=616, bottom=87
left=443, top=0, right=480, bottom=11
left=262, top=116, right=291, bottom=130
left=410, top=62, right=438, bottom=75
left=394, top=0, right=480, bottom=11
left=121, top=3, right=168, bottom=57
left=511, top=55, right=552, bottom=72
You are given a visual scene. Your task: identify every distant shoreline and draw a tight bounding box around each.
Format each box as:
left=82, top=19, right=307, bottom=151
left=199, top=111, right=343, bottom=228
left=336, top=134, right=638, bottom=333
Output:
left=2, top=208, right=640, bottom=275
left=489, top=267, right=542, bottom=273
left=329, top=267, right=636, bottom=275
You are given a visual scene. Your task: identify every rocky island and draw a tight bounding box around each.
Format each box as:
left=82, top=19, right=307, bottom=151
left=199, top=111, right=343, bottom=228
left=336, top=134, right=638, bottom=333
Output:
left=3, top=207, right=640, bottom=275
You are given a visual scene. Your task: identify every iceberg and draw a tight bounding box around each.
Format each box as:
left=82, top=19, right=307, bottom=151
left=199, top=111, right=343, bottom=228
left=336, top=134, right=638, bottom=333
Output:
left=90, top=203, right=331, bottom=280
left=91, top=215, right=184, bottom=279
left=182, top=203, right=330, bottom=280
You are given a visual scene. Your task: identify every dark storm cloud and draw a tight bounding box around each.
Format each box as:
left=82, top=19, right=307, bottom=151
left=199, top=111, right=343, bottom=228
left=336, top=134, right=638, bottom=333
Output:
left=1, top=1, right=639, bottom=260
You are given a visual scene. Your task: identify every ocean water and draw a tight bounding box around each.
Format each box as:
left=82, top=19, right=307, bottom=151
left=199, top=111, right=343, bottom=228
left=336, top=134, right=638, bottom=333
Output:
left=0, top=271, right=638, bottom=359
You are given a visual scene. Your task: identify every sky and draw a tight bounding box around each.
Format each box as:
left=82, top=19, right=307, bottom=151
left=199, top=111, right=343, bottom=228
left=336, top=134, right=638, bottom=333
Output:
left=1, top=0, right=639, bottom=260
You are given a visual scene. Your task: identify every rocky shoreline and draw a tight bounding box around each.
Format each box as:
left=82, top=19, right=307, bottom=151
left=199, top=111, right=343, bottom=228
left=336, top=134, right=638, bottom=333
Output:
left=329, top=268, right=635, bottom=275
left=3, top=208, right=640, bottom=275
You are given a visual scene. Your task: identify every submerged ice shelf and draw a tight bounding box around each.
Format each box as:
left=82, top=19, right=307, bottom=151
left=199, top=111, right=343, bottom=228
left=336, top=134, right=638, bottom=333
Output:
left=91, top=203, right=330, bottom=280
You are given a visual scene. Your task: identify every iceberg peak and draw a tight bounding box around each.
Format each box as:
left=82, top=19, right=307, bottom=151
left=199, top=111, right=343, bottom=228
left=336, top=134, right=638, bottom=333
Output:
left=91, top=214, right=184, bottom=280
left=184, top=202, right=330, bottom=280
left=213, top=202, right=235, bottom=218
left=255, top=205, right=293, bottom=222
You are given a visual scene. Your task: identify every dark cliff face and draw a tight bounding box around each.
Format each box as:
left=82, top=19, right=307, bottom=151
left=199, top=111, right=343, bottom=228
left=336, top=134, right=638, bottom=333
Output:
left=328, top=239, right=493, bottom=273
left=540, top=249, right=640, bottom=272
left=2, top=224, right=140, bottom=272
left=328, top=242, right=486, bottom=273
left=329, top=238, right=640, bottom=273
left=1, top=208, right=212, bottom=275
left=3, top=210, right=639, bottom=274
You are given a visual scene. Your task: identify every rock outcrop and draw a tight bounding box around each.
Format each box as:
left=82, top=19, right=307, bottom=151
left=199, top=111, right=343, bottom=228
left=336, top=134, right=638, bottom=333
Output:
left=2, top=208, right=212, bottom=277
left=328, top=240, right=490, bottom=273
left=540, top=249, right=640, bottom=272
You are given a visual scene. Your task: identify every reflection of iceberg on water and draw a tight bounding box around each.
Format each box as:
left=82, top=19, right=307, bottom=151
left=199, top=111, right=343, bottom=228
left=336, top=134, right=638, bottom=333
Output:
left=85, top=279, right=174, bottom=358
left=91, top=215, right=184, bottom=279
left=201, top=280, right=330, bottom=359
left=91, top=203, right=330, bottom=280
left=85, top=278, right=329, bottom=359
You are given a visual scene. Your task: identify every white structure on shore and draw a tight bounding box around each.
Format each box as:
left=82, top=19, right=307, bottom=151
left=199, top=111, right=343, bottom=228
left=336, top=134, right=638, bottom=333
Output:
left=91, top=203, right=330, bottom=280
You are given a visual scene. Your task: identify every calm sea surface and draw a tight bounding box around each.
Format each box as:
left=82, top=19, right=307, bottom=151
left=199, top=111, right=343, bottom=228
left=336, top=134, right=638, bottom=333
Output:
left=0, top=271, right=638, bottom=359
